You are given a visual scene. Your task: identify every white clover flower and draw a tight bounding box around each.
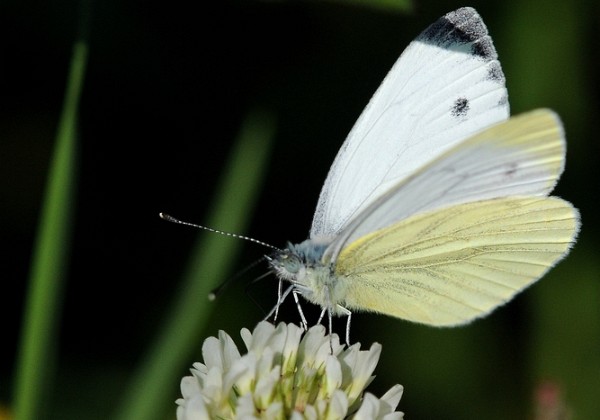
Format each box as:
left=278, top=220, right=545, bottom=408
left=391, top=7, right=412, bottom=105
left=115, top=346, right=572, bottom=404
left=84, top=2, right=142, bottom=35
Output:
left=176, top=321, right=403, bottom=419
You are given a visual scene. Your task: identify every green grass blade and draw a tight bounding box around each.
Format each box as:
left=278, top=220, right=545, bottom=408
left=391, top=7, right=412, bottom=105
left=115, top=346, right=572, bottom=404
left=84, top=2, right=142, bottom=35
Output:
left=13, top=41, right=88, bottom=420
left=114, top=109, right=276, bottom=420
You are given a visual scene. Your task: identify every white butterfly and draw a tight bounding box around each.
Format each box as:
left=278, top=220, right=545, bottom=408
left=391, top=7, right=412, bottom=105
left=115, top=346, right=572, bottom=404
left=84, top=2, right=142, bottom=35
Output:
left=267, top=7, right=580, bottom=338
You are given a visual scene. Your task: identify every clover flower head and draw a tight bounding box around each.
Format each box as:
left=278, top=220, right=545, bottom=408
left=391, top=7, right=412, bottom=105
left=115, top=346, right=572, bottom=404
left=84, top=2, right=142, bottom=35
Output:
left=176, top=321, right=403, bottom=419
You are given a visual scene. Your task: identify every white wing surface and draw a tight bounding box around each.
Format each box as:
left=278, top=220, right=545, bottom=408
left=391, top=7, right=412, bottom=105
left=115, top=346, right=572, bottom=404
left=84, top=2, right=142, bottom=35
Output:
left=311, top=7, right=509, bottom=239
left=323, top=109, right=566, bottom=262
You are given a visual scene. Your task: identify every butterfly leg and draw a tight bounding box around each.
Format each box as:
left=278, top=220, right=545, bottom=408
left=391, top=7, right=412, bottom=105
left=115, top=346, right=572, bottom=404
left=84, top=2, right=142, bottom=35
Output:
left=292, top=289, right=309, bottom=331
left=322, top=287, right=336, bottom=352
left=335, top=304, right=352, bottom=345
left=274, top=278, right=283, bottom=321
left=317, top=307, right=327, bottom=325
left=264, top=284, right=294, bottom=322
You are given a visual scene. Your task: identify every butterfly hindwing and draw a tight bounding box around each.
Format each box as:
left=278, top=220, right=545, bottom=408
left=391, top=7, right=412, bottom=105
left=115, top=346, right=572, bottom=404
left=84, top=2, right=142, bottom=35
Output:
left=335, top=196, right=579, bottom=326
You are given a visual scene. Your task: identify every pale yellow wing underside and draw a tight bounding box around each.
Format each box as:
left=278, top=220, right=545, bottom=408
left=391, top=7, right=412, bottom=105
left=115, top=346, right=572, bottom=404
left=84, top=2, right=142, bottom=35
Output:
left=335, top=197, right=579, bottom=326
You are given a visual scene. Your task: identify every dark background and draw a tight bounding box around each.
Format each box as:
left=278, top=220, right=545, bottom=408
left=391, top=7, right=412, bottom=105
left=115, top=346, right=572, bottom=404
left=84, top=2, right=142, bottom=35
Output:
left=2, top=0, right=599, bottom=418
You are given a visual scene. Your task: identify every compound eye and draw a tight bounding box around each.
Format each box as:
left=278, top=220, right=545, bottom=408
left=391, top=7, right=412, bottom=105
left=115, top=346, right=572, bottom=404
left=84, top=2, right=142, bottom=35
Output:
left=283, top=255, right=300, bottom=274
left=271, top=250, right=301, bottom=274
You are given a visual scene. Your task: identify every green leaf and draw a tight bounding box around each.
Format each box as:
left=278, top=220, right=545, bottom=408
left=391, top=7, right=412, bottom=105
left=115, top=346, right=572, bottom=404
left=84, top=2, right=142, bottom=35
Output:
left=13, top=41, right=88, bottom=420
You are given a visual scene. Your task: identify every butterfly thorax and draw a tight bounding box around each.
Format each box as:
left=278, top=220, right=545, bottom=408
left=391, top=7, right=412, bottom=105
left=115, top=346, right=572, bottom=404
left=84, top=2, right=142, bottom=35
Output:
left=269, top=239, right=350, bottom=314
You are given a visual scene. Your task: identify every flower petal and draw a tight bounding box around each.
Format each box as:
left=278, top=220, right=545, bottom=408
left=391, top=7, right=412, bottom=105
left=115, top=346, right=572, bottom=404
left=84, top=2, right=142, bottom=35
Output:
left=380, top=384, right=404, bottom=412
left=177, top=322, right=403, bottom=419
left=326, top=390, right=349, bottom=419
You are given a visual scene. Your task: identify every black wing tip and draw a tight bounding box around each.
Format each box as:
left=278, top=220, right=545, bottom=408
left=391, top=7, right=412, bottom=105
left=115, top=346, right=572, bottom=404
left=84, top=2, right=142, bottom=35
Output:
left=420, top=7, right=497, bottom=60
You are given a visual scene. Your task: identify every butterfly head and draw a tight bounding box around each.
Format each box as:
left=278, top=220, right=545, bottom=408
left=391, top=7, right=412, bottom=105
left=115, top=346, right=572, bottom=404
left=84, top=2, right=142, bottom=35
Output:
left=268, top=239, right=339, bottom=304
left=268, top=240, right=326, bottom=277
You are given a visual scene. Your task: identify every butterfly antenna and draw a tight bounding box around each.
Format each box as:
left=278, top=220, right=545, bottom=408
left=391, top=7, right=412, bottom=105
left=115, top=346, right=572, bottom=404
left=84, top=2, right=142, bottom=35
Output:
left=208, top=256, right=268, bottom=301
left=159, top=213, right=281, bottom=251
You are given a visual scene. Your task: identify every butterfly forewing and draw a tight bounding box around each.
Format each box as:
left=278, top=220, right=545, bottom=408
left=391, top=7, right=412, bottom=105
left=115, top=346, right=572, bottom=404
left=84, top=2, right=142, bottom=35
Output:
left=311, top=7, right=509, bottom=239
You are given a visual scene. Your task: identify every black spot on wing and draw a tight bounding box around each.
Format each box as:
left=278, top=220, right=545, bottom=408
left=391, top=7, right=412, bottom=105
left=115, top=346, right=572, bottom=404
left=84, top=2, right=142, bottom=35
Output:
left=498, top=94, right=509, bottom=107
left=451, top=97, right=470, bottom=117
left=419, top=7, right=497, bottom=61
left=487, top=61, right=505, bottom=82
